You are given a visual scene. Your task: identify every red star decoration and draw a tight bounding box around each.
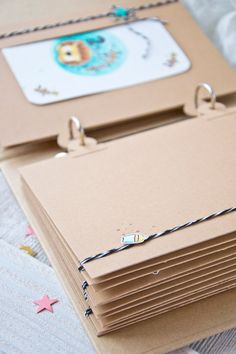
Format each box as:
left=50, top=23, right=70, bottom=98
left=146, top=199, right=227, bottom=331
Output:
left=33, top=295, right=58, bottom=313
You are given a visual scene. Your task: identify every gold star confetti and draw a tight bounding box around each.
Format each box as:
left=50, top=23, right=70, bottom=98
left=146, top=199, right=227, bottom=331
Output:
left=19, top=245, right=37, bottom=257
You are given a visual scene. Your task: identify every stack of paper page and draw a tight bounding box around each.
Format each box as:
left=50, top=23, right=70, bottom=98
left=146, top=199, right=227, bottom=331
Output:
left=19, top=113, right=236, bottom=336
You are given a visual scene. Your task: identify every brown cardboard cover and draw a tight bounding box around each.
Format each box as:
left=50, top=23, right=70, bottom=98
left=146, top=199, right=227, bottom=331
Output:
left=20, top=179, right=236, bottom=333
left=1, top=1, right=236, bottom=147
left=2, top=150, right=236, bottom=352
left=19, top=175, right=236, bottom=317
left=19, top=113, right=236, bottom=279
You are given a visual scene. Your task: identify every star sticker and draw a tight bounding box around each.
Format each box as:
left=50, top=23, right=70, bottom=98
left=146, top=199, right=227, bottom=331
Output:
left=25, top=225, right=36, bottom=237
left=33, top=295, right=58, bottom=313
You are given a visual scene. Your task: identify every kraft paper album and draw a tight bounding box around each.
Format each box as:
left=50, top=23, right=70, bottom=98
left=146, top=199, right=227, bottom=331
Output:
left=1, top=1, right=236, bottom=354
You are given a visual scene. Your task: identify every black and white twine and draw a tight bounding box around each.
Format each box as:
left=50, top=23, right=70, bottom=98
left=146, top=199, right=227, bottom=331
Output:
left=84, top=307, right=93, bottom=317
left=79, top=206, right=236, bottom=270
left=0, top=0, right=178, bottom=40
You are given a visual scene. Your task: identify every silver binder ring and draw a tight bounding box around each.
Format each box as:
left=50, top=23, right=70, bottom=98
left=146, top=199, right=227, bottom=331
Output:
left=194, top=82, right=216, bottom=110
left=56, top=115, right=97, bottom=157
left=69, top=116, right=85, bottom=146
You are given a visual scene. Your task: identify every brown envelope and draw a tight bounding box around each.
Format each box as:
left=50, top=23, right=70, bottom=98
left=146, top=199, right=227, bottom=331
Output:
left=1, top=1, right=236, bottom=148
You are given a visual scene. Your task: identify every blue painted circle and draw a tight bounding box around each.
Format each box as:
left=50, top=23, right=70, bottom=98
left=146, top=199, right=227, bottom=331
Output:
left=53, top=31, right=127, bottom=76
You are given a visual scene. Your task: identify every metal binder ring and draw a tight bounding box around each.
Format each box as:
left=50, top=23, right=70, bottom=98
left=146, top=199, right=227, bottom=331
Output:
left=68, top=116, right=85, bottom=146
left=194, top=83, right=216, bottom=110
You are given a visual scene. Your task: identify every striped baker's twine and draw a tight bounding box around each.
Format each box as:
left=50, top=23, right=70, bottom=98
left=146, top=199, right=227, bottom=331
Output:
left=0, top=0, right=178, bottom=40
left=79, top=206, right=236, bottom=270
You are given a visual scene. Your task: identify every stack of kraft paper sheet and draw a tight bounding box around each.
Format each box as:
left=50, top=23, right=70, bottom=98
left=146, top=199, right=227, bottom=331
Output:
left=17, top=111, right=236, bottom=337
left=1, top=1, right=236, bottom=353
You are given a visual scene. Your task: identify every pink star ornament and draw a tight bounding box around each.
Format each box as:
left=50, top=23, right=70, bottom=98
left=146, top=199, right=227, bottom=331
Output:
left=26, top=225, right=35, bottom=237
left=33, top=295, right=58, bottom=313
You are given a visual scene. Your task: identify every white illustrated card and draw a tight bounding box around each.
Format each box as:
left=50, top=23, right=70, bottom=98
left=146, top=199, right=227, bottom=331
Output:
left=2, top=19, right=191, bottom=105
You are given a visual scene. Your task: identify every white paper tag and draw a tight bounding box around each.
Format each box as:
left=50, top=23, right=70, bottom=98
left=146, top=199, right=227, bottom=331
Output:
left=2, top=19, right=191, bottom=105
